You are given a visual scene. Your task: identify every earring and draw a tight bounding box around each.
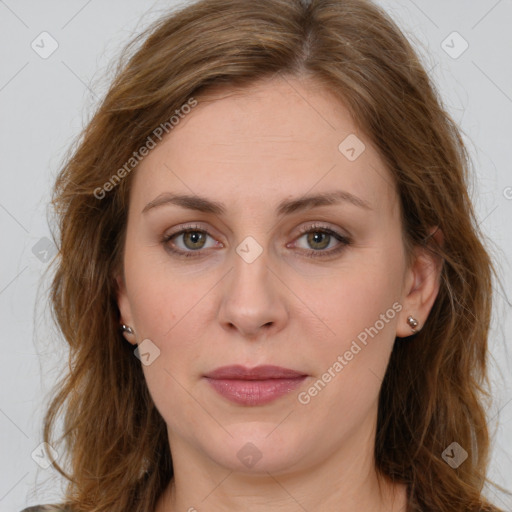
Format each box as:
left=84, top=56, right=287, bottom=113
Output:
left=407, top=316, right=419, bottom=333
left=121, top=324, right=134, bottom=335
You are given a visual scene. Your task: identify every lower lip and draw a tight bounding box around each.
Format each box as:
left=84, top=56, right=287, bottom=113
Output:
left=204, top=377, right=307, bottom=406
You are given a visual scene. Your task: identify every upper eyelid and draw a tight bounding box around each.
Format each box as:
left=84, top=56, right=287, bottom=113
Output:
left=165, top=222, right=345, bottom=238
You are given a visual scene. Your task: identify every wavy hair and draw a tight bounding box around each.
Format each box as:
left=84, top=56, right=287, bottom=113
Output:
left=41, top=0, right=507, bottom=510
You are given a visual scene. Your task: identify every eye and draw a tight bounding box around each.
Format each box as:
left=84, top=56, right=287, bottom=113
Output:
left=162, top=224, right=222, bottom=258
left=291, top=223, right=352, bottom=258
left=161, top=223, right=352, bottom=259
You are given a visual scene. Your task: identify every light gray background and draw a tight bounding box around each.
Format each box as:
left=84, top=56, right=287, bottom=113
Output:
left=1, top=0, right=511, bottom=510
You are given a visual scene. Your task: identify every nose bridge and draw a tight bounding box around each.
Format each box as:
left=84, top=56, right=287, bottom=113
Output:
left=217, top=232, right=288, bottom=337
left=230, top=233, right=276, bottom=308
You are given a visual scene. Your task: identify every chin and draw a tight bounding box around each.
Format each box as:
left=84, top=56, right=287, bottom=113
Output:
left=204, top=423, right=308, bottom=474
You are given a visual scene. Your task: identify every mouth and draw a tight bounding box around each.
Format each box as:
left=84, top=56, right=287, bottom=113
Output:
left=203, top=365, right=308, bottom=406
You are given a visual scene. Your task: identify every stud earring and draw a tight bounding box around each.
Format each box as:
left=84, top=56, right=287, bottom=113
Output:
left=407, top=316, right=419, bottom=333
left=121, top=324, right=134, bottom=335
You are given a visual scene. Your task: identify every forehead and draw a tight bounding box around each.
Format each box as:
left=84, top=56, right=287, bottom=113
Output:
left=130, top=75, right=398, bottom=218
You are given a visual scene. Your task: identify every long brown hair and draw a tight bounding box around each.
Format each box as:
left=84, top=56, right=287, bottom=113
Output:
left=42, top=0, right=508, bottom=510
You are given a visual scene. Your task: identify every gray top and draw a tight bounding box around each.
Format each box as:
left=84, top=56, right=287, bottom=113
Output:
left=21, top=506, right=69, bottom=512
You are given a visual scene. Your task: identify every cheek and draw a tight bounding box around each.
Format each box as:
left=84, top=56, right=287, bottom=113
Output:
left=305, top=251, right=403, bottom=349
left=297, top=242, right=404, bottom=409
left=127, top=265, right=212, bottom=433
left=129, top=282, right=209, bottom=374
left=295, top=267, right=401, bottom=433
left=124, top=241, right=211, bottom=344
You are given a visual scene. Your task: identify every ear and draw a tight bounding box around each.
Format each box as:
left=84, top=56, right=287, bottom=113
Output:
left=115, top=271, right=137, bottom=345
left=396, top=227, right=444, bottom=338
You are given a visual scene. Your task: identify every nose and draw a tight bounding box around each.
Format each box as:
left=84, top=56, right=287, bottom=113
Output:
left=217, top=245, right=289, bottom=340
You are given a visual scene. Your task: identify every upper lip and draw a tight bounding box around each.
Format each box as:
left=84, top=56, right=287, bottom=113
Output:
left=204, top=365, right=307, bottom=380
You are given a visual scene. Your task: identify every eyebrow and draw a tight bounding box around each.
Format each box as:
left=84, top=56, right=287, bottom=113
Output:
left=142, top=190, right=372, bottom=216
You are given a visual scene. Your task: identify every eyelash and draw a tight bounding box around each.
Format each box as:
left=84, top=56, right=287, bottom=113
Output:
left=161, top=223, right=352, bottom=259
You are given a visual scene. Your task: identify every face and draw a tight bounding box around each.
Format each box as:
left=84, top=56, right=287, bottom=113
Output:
left=116, top=75, right=434, bottom=476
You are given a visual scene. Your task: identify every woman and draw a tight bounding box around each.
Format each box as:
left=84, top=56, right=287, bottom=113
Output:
left=22, top=0, right=509, bottom=510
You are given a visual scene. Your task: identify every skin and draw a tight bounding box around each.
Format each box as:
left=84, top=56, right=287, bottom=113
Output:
left=116, top=74, right=442, bottom=512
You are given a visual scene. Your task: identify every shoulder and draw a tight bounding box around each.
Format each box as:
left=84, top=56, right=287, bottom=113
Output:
left=20, top=506, right=70, bottom=512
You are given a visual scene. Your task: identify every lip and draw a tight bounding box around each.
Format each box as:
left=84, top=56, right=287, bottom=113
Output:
left=204, top=364, right=306, bottom=380
left=203, top=365, right=308, bottom=406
